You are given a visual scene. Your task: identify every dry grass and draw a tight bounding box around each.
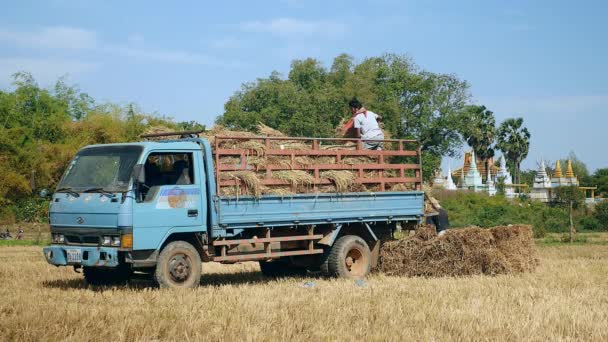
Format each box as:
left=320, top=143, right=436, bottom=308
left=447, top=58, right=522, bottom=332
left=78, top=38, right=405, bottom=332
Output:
left=0, top=242, right=607, bottom=341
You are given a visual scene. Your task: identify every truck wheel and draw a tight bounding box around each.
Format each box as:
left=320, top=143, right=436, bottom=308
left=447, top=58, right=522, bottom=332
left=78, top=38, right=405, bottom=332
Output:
left=83, top=264, right=131, bottom=286
left=322, top=235, right=371, bottom=279
left=259, top=259, right=307, bottom=277
left=155, top=241, right=202, bottom=288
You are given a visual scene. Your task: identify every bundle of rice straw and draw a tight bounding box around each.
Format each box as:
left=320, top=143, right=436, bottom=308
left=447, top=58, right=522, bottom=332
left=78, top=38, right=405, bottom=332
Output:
left=321, top=170, right=355, bottom=192
left=257, top=123, right=286, bottom=137
left=220, top=171, right=262, bottom=197
left=273, top=170, right=315, bottom=189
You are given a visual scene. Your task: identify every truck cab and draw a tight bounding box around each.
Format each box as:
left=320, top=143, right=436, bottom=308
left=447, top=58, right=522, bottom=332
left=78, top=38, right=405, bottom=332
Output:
left=44, top=140, right=209, bottom=285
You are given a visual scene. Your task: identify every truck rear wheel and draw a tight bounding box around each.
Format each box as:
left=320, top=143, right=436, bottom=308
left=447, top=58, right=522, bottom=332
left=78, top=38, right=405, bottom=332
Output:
left=322, top=235, right=371, bottom=279
left=155, top=241, right=202, bottom=289
left=83, top=264, right=131, bottom=286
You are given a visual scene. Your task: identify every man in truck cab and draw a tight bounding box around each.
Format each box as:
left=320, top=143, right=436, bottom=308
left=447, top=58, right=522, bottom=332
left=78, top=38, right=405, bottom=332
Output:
left=342, top=98, right=384, bottom=150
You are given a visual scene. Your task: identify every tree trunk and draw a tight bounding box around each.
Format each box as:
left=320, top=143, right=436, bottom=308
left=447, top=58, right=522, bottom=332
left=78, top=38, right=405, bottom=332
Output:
left=569, top=201, right=574, bottom=243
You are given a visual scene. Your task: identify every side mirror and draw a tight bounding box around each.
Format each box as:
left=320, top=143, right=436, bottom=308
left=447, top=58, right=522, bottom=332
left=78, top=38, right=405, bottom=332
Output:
left=39, top=189, right=49, bottom=198
left=132, top=164, right=145, bottom=184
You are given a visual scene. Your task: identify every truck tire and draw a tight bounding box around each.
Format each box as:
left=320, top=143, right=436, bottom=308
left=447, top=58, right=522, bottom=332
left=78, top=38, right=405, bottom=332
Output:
left=155, top=241, right=202, bottom=289
left=259, top=259, right=307, bottom=277
left=321, top=235, right=371, bottom=279
left=83, top=264, right=131, bottom=286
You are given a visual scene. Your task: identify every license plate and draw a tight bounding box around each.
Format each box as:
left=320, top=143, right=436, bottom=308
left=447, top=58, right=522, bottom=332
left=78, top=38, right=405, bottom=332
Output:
left=66, top=249, right=82, bottom=263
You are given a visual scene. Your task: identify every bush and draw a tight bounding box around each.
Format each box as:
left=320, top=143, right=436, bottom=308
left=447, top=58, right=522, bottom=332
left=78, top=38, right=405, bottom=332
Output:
left=437, top=190, right=569, bottom=237
left=577, top=216, right=601, bottom=231
left=593, top=201, right=608, bottom=230
left=12, top=198, right=49, bottom=223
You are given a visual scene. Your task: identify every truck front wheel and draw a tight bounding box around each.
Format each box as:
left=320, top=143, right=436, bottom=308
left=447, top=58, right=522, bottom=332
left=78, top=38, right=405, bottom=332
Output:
left=155, top=241, right=202, bottom=288
left=322, top=235, right=371, bottom=279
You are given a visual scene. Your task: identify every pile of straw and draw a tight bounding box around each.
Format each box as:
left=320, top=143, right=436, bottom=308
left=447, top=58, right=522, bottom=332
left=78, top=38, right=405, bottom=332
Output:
left=379, top=225, right=539, bottom=277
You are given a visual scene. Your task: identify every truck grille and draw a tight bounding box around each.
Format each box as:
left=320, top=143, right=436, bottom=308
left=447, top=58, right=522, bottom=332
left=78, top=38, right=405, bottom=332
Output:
left=65, top=235, right=100, bottom=245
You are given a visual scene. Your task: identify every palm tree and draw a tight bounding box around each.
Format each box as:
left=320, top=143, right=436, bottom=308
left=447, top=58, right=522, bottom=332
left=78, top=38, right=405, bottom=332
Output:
left=460, top=105, right=496, bottom=175
left=496, top=118, right=531, bottom=185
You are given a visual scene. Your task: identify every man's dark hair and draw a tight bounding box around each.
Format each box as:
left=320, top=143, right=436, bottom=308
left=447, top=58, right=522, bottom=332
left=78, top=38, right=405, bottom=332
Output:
left=349, top=97, right=362, bottom=109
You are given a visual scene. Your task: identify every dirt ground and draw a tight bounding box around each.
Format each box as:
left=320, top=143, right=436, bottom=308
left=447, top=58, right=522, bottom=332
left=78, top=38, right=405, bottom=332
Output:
left=1, top=242, right=607, bottom=341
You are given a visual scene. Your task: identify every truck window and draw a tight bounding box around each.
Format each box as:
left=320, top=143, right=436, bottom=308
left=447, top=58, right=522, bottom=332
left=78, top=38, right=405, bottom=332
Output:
left=145, top=152, right=195, bottom=186
left=140, top=152, right=195, bottom=201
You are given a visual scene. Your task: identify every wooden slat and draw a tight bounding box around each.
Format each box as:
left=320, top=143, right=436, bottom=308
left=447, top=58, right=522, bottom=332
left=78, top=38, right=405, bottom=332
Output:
left=219, top=177, right=420, bottom=187
left=215, top=148, right=418, bottom=157
left=217, top=163, right=421, bottom=171
left=213, top=249, right=324, bottom=262
left=213, top=234, right=324, bottom=246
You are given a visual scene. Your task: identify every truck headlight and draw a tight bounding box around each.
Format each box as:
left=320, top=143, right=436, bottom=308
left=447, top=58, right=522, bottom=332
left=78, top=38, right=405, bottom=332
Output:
left=52, top=233, right=65, bottom=243
left=111, top=236, right=121, bottom=246
left=102, top=236, right=112, bottom=246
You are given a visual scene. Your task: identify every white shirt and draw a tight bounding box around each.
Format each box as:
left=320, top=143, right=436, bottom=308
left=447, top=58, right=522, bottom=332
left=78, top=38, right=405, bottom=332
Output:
left=353, top=110, right=383, bottom=139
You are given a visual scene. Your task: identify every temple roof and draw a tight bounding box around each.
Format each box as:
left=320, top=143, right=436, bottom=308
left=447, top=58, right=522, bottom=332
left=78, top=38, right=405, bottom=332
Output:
left=452, top=152, right=499, bottom=179
left=566, top=160, right=576, bottom=179
left=554, top=161, right=563, bottom=178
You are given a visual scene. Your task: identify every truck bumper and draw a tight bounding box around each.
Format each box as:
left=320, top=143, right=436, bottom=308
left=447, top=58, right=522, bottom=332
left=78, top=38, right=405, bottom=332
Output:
left=43, top=245, right=120, bottom=267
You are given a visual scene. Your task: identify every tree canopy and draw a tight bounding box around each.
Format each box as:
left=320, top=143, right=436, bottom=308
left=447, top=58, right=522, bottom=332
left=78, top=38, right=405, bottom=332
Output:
left=460, top=105, right=496, bottom=170
left=0, top=72, right=198, bottom=222
left=496, top=117, right=531, bottom=184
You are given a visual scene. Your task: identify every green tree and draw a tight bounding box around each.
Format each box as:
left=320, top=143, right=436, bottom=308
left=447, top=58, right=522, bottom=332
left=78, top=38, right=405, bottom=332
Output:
left=591, top=168, right=608, bottom=196
left=460, top=105, right=496, bottom=173
left=593, top=201, right=608, bottom=230
left=496, top=117, right=531, bottom=185
left=553, top=186, right=585, bottom=242
left=217, top=53, right=470, bottom=179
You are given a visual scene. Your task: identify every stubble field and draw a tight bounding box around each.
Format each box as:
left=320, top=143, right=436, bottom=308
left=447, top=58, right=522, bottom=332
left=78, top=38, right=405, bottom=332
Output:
left=0, top=243, right=607, bottom=341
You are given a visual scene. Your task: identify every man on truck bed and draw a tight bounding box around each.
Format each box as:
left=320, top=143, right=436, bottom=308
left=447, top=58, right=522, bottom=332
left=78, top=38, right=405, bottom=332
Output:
left=343, top=98, right=384, bottom=150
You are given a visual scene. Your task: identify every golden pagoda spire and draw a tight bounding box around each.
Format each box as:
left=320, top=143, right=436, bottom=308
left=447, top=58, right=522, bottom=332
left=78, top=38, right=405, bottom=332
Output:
left=566, top=159, right=576, bottom=179
left=554, top=160, right=563, bottom=178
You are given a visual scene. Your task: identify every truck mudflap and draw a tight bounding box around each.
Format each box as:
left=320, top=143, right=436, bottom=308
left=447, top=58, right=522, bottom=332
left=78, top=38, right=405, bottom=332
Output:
left=43, top=245, right=120, bottom=267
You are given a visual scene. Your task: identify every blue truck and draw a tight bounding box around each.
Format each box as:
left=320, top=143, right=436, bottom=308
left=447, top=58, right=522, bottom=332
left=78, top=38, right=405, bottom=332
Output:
left=43, top=132, right=425, bottom=288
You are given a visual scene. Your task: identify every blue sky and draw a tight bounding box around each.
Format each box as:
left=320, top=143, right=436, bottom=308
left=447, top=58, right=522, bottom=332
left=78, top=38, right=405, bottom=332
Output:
left=1, top=0, right=606, bottom=171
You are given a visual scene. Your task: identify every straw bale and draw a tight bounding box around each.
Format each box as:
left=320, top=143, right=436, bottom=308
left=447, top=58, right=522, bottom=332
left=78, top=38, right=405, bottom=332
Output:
left=379, top=225, right=539, bottom=277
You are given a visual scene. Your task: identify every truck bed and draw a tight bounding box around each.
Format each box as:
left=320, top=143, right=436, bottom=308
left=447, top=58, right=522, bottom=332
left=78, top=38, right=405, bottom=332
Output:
left=215, top=191, right=424, bottom=231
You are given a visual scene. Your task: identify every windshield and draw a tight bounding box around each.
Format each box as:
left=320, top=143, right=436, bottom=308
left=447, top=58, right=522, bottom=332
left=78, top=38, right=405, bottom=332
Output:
left=57, top=145, right=143, bottom=192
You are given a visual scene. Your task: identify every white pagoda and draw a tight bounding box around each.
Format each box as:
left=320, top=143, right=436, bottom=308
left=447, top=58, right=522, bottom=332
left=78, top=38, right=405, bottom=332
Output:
left=530, top=159, right=552, bottom=202
left=496, top=156, right=515, bottom=198
left=444, top=165, right=457, bottom=190
left=486, top=167, right=497, bottom=196
left=464, top=151, right=484, bottom=191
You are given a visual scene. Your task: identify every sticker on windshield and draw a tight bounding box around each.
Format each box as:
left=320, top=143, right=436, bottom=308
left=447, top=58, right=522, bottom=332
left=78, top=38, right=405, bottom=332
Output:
left=156, top=187, right=199, bottom=209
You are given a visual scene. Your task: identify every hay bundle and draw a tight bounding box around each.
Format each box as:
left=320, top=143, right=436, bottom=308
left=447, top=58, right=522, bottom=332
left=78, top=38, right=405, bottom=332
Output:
left=379, top=225, right=539, bottom=277
left=274, top=170, right=315, bottom=188
left=257, top=123, right=285, bottom=137
left=220, top=171, right=262, bottom=197
left=321, top=171, right=355, bottom=192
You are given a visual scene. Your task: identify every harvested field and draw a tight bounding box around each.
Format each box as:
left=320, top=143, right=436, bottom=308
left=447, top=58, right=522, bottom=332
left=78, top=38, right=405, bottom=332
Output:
left=380, top=225, right=539, bottom=277
left=1, top=242, right=607, bottom=341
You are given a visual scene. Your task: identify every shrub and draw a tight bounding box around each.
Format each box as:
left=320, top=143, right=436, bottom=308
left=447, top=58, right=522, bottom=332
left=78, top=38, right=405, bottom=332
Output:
left=437, top=190, right=569, bottom=237
left=577, top=216, right=601, bottom=231
left=593, top=201, right=608, bottom=230
left=13, top=198, right=49, bottom=223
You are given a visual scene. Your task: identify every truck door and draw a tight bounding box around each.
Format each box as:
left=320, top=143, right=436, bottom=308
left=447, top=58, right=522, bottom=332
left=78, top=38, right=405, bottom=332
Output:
left=132, top=150, right=206, bottom=250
